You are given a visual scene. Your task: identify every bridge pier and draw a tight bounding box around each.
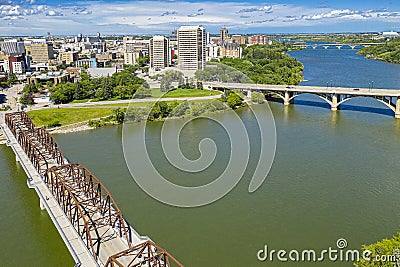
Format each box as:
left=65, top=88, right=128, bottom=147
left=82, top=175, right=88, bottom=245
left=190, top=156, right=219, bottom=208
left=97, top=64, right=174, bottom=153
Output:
left=284, top=91, right=294, bottom=105
left=395, top=97, right=400, bottom=119
left=39, top=198, right=45, bottom=210
left=331, top=94, right=340, bottom=111
left=245, top=89, right=252, bottom=99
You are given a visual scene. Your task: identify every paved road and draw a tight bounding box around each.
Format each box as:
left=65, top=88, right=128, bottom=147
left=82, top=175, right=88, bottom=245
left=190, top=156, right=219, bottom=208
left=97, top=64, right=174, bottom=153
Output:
left=25, top=93, right=222, bottom=111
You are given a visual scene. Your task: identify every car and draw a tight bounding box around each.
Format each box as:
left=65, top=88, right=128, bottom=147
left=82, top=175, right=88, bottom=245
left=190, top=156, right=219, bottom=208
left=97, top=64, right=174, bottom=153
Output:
left=353, top=88, right=360, bottom=91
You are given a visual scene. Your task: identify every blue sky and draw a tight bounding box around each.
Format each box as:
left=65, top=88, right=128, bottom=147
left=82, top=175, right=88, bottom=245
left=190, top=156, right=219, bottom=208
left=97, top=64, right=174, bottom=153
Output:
left=0, top=0, right=399, bottom=36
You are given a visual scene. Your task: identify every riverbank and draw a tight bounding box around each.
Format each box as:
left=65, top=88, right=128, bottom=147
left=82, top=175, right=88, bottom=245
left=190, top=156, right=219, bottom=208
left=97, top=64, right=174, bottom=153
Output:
left=19, top=95, right=259, bottom=135
left=357, top=40, right=400, bottom=64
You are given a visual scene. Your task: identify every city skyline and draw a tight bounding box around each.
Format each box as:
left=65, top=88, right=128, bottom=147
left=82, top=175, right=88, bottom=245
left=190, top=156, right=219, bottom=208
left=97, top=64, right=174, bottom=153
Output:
left=0, top=0, right=399, bottom=36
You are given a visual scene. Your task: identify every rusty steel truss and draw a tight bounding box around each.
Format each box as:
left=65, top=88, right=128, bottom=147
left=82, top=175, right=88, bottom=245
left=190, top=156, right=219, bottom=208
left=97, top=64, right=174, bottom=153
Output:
left=5, top=112, right=64, bottom=174
left=44, top=163, right=133, bottom=261
left=4, top=111, right=184, bottom=266
left=105, top=240, right=184, bottom=267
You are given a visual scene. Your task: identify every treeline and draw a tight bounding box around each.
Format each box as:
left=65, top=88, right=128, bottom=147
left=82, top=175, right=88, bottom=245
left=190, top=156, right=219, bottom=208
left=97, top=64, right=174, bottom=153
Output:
left=49, top=69, right=147, bottom=104
left=124, top=99, right=230, bottom=123
left=197, top=42, right=304, bottom=85
left=125, top=91, right=245, bottom=123
left=358, top=39, right=400, bottom=64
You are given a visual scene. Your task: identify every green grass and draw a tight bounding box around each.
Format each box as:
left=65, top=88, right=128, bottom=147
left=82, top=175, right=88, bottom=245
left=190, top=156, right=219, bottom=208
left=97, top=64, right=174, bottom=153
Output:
left=27, top=107, right=118, bottom=127
left=70, top=99, right=90, bottom=103
left=150, top=88, right=221, bottom=98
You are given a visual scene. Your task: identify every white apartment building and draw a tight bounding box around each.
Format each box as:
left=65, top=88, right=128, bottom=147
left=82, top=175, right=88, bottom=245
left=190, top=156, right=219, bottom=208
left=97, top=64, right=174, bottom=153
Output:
left=177, top=26, right=206, bottom=74
left=150, top=36, right=169, bottom=70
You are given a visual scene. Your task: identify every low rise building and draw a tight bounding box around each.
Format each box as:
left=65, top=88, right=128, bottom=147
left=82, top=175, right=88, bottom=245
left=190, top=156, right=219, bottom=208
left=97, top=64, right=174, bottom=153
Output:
left=59, top=51, right=79, bottom=64
left=76, top=58, right=97, bottom=68
left=249, top=34, right=269, bottom=45
left=221, top=43, right=242, bottom=59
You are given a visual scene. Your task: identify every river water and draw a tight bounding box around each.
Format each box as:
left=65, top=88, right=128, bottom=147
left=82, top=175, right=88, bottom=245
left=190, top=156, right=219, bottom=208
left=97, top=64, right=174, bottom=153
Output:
left=1, top=48, right=400, bottom=266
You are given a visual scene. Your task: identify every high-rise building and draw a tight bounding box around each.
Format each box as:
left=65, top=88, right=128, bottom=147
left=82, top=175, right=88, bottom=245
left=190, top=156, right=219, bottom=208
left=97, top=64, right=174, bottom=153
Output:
left=150, top=36, right=169, bottom=70
left=30, top=43, right=54, bottom=63
left=220, top=27, right=229, bottom=44
left=177, top=25, right=206, bottom=73
left=1, top=39, right=25, bottom=56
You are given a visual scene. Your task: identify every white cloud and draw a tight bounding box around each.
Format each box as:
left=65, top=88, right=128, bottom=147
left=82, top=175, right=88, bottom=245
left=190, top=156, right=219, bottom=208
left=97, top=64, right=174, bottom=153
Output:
left=0, top=1, right=399, bottom=35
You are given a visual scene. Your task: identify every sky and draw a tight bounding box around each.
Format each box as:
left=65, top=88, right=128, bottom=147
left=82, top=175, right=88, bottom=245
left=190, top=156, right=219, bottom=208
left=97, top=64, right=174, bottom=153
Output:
left=0, top=0, right=399, bottom=36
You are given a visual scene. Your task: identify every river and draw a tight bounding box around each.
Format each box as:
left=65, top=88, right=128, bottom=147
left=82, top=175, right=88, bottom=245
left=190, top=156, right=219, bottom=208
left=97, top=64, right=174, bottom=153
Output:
left=1, top=48, right=400, bottom=266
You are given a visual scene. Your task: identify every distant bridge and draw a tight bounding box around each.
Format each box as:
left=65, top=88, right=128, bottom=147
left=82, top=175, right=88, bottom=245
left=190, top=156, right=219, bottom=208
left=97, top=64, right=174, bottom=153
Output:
left=210, top=82, right=400, bottom=118
left=1, top=111, right=183, bottom=267
left=292, top=43, right=384, bottom=50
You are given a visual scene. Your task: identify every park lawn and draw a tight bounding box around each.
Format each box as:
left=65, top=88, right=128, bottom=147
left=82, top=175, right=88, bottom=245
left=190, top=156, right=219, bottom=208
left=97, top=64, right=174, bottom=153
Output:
left=27, top=107, right=118, bottom=127
left=150, top=88, right=221, bottom=98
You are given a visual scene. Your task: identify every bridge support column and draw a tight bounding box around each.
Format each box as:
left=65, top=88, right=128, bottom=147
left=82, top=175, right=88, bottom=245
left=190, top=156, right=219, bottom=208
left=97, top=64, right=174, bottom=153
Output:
left=395, top=97, right=400, bottom=119
left=284, top=91, right=293, bottom=106
left=245, top=90, right=252, bottom=99
left=331, top=94, right=340, bottom=111
left=39, top=198, right=45, bottom=210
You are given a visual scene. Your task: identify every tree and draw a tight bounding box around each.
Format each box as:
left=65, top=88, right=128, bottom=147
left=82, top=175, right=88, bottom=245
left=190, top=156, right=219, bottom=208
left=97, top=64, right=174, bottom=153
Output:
left=160, top=77, right=172, bottom=92
left=226, top=92, right=243, bottom=109
left=112, top=108, right=125, bottom=124
left=23, top=83, right=38, bottom=93
left=20, top=92, right=34, bottom=105
left=134, top=86, right=152, bottom=98
left=251, top=92, right=265, bottom=104
left=354, top=233, right=400, bottom=267
left=196, top=81, right=203, bottom=90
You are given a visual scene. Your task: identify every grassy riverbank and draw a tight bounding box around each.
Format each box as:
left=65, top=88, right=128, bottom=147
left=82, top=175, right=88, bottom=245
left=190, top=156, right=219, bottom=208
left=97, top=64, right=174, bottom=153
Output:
left=69, top=89, right=221, bottom=103
left=27, top=107, right=120, bottom=128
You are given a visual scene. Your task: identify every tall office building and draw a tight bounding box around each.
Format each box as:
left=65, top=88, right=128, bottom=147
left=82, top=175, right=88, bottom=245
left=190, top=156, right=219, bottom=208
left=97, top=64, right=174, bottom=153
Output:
left=150, top=36, right=169, bottom=69
left=177, top=25, right=206, bottom=73
left=1, top=39, right=25, bottom=56
left=220, top=27, right=229, bottom=44
left=30, top=43, right=54, bottom=63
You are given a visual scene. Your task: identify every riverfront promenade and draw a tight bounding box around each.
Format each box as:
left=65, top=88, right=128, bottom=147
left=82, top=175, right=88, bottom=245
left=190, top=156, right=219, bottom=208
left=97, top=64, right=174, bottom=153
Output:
left=0, top=112, right=183, bottom=267
left=210, top=82, right=400, bottom=118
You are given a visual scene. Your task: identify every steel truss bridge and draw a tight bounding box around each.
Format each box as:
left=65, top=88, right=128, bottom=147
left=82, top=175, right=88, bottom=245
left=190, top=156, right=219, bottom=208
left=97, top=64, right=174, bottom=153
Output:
left=1, top=111, right=183, bottom=267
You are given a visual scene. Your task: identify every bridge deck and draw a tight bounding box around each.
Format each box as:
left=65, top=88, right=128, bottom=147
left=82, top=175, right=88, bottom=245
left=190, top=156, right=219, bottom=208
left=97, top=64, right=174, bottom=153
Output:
left=211, top=82, right=400, bottom=96
left=0, top=120, right=99, bottom=267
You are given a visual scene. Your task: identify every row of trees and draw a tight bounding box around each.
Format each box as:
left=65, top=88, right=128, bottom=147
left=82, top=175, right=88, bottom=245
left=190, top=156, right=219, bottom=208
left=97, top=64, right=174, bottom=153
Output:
left=158, top=70, right=203, bottom=92
left=221, top=43, right=304, bottom=85
left=195, top=42, right=304, bottom=85
left=358, top=38, right=400, bottom=64
left=125, top=99, right=230, bottom=123
left=50, top=69, right=147, bottom=104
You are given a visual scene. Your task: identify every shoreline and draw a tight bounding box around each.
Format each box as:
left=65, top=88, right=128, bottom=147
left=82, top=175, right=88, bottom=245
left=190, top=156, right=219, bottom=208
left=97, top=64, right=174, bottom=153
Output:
left=1, top=101, right=261, bottom=138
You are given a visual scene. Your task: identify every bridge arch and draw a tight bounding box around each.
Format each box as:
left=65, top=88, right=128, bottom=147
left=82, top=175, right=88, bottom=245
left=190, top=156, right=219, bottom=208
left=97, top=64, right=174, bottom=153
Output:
left=288, top=92, right=333, bottom=106
left=337, top=95, right=396, bottom=113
